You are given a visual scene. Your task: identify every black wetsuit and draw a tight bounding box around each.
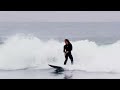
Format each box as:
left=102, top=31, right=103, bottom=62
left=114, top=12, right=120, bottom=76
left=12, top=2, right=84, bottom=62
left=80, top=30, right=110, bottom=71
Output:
left=63, top=43, right=73, bottom=65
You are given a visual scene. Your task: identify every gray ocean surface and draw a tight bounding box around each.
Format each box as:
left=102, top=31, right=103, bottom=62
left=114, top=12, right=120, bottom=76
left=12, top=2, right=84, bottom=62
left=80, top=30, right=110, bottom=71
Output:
left=0, top=22, right=120, bottom=79
left=0, top=22, right=120, bottom=44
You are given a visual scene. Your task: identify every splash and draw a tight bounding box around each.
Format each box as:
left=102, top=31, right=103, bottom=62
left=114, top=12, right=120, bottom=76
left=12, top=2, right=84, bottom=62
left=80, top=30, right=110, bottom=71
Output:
left=0, top=34, right=120, bottom=73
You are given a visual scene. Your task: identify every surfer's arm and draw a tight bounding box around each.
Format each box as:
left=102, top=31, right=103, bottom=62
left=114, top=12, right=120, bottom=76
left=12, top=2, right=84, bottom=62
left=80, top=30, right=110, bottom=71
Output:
left=63, top=46, right=66, bottom=53
left=70, top=44, right=72, bottom=51
left=63, top=46, right=66, bottom=56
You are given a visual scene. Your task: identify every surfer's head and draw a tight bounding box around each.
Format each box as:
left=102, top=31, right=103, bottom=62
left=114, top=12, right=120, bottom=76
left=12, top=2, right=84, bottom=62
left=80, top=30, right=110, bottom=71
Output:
left=64, top=39, right=70, bottom=45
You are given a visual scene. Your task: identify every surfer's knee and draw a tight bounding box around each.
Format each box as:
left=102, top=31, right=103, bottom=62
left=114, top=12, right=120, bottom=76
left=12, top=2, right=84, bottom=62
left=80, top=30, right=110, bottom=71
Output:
left=69, top=55, right=73, bottom=60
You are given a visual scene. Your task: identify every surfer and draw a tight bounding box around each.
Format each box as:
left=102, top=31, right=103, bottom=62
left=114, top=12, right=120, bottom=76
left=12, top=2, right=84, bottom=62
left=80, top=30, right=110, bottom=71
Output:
left=63, top=39, right=73, bottom=65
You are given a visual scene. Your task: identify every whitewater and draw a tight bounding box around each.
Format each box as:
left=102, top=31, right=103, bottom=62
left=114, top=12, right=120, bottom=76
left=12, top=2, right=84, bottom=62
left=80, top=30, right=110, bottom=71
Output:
left=0, top=22, right=120, bottom=79
left=0, top=34, right=120, bottom=74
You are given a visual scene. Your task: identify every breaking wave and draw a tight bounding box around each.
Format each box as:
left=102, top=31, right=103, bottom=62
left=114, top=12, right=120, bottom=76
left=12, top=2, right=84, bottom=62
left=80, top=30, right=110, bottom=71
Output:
left=0, top=34, right=120, bottom=73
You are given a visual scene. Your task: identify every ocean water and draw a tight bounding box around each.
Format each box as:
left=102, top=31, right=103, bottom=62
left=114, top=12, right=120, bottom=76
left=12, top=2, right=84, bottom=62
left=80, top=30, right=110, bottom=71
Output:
left=0, top=22, right=120, bottom=79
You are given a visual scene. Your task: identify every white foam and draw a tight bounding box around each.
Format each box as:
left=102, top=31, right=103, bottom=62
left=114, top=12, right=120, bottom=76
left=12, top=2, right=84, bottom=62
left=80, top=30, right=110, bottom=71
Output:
left=0, top=34, right=120, bottom=73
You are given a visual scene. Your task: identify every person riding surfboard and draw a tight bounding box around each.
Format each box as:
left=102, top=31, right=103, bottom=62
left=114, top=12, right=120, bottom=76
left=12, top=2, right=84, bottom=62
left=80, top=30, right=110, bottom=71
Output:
left=63, top=39, right=73, bottom=65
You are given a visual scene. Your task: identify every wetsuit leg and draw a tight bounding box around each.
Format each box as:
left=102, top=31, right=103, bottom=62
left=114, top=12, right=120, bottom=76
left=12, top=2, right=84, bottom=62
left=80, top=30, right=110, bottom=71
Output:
left=68, top=52, right=73, bottom=65
left=64, top=53, right=69, bottom=65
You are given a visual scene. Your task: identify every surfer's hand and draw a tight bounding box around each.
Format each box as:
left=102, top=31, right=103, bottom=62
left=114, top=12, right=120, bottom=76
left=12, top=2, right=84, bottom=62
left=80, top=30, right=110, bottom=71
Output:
left=66, top=51, right=69, bottom=53
left=64, top=52, right=66, bottom=56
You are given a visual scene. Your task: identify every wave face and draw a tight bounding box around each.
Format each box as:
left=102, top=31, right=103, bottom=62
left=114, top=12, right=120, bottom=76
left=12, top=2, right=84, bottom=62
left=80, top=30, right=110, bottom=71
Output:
left=0, top=34, right=120, bottom=73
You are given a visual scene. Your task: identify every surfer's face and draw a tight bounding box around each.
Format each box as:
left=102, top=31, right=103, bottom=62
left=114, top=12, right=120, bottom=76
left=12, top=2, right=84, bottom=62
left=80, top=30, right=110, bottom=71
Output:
left=65, top=40, right=68, bottom=45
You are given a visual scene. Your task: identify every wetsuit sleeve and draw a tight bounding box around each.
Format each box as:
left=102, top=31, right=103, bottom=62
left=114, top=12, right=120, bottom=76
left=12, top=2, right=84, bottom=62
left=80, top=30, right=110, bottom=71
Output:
left=63, top=45, right=66, bottom=53
left=69, top=44, right=72, bottom=51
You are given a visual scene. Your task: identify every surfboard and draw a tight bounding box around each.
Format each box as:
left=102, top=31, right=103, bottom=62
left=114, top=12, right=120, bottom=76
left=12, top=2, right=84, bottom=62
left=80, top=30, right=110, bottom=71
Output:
left=48, top=64, right=64, bottom=72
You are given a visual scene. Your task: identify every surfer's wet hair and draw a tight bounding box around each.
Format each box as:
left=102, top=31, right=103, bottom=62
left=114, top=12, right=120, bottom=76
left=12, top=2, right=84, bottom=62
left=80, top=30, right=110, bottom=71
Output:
left=64, top=39, right=71, bottom=44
